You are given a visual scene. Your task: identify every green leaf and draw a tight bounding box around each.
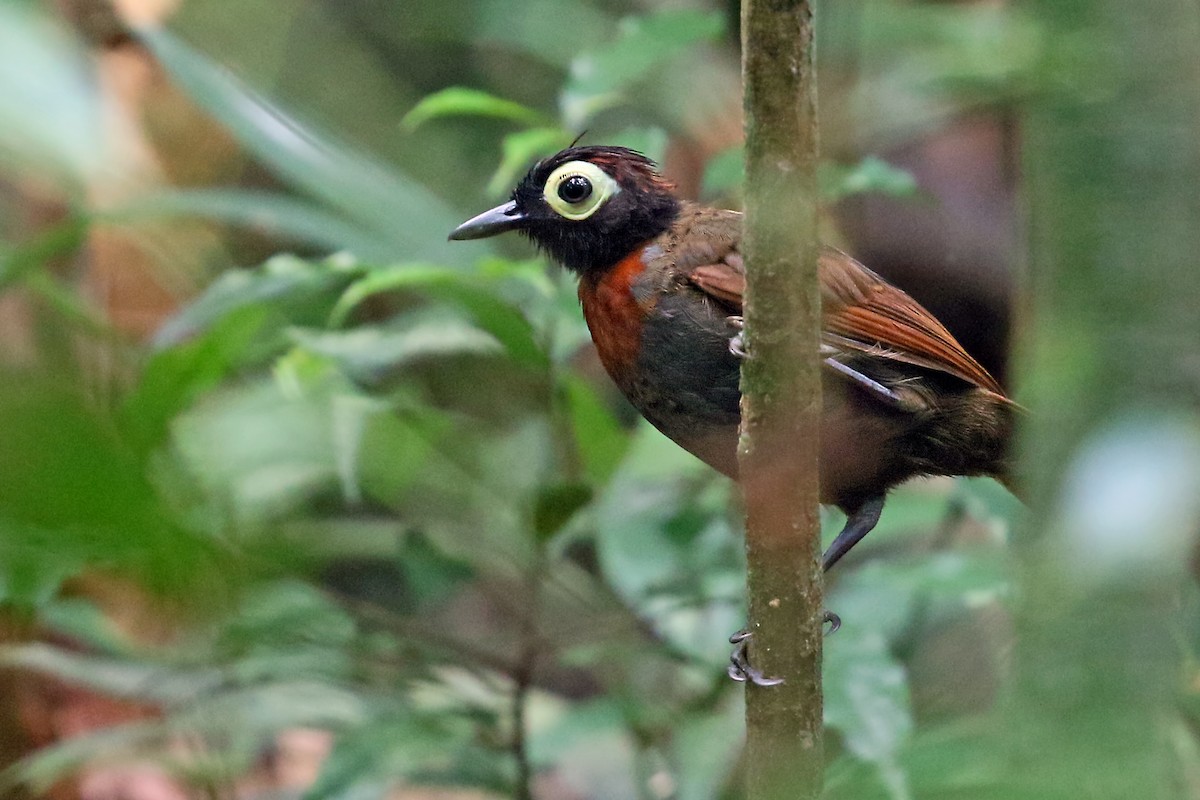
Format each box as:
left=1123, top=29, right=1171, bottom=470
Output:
left=1, top=717, right=169, bottom=794
left=304, top=712, right=479, bottom=800
left=474, top=0, right=616, bottom=68
left=0, top=217, right=89, bottom=290
left=38, top=598, right=133, bottom=655
left=137, top=27, right=486, bottom=264
left=561, top=9, right=725, bottom=128
left=595, top=428, right=743, bottom=663
left=526, top=697, right=625, bottom=764
left=534, top=482, right=593, bottom=541
left=562, top=375, right=630, bottom=484
left=0, top=643, right=223, bottom=705
left=171, top=373, right=342, bottom=526
left=107, top=189, right=397, bottom=262
left=401, top=86, right=548, bottom=130
left=329, top=392, right=377, bottom=505
left=860, top=2, right=1042, bottom=105
left=827, top=718, right=1009, bottom=800
left=123, top=305, right=270, bottom=453
left=826, top=551, right=1008, bottom=653
left=328, top=263, right=460, bottom=326
left=0, top=373, right=218, bottom=595
left=153, top=254, right=362, bottom=349
left=0, top=521, right=85, bottom=611
left=180, top=680, right=371, bottom=735
left=526, top=695, right=649, bottom=796
left=331, top=264, right=548, bottom=369
left=218, top=582, right=359, bottom=683
left=849, top=552, right=1008, bottom=618
left=823, top=625, right=914, bottom=799
left=822, top=547, right=1009, bottom=796
left=821, top=540, right=1010, bottom=796
left=290, top=315, right=505, bottom=386
left=671, top=697, right=745, bottom=800
left=20, top=268, right=112, bottom=337
left=488, top=126, right=574, bottom=197
left=820, top=156, right=922, bottom=202
left=396, top=532, right=474, bottom=609
left=355, top=404, right=458, bottom=510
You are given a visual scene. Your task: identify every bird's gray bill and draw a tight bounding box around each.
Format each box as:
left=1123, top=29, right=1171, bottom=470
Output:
left=448, top=201, right=526, bottom=241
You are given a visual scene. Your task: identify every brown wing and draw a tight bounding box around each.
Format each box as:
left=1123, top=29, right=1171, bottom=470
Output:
left=818, top=248, right=1005, bottom=394
left=688, top=260, right=746, bottom=310
left=685, top=244, right=1005, bottom=396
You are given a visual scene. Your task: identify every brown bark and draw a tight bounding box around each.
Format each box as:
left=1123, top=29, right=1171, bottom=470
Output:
left=738, top=1, right=823, bottom=798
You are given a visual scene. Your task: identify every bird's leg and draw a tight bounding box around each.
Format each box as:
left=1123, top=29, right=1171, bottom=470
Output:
left=822, top=494, right=886, bottom=572
left=822, top=357, right=925, bottom=413
left=727, top=495, right=886, bottom=683
left=816, top=495, right=886, bottom=633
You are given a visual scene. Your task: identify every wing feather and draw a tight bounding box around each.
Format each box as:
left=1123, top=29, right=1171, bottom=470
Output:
left=683, top=243, right=1005, bottom=395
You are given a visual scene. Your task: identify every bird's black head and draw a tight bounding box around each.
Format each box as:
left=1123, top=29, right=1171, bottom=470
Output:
left=449, top=146, right=681, bottom=275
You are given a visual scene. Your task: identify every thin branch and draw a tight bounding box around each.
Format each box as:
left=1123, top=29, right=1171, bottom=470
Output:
left=739, top=0, right=824, bottom=798
left=511, top=544, right=544, bottom=800
left=511, top=664, right=533, bottom=800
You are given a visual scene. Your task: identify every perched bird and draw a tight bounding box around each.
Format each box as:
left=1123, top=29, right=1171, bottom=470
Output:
left=450, top=146, right=1016, bottom=674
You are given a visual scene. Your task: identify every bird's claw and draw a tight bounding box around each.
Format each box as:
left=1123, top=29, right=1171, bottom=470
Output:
left=726, top=613, right=843, bottom=685
left=727, top=630, right=783, bottom=686
left=726, top=316, right=748, bottom=358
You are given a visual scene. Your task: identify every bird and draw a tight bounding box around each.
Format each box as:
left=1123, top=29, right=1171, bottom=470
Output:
left=450, top=145, right=1016, bottom=681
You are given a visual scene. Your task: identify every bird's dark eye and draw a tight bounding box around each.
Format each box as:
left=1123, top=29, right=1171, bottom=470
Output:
left=557, top=175, right=593, bottom=204
left=543, top=160, right=619, bottom=219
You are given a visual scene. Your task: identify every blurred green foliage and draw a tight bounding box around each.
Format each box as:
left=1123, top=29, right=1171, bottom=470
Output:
left=0, top=0, right=1195, bottom=798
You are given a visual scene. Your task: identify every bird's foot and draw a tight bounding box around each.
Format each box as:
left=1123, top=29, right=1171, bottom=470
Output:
left=727, top=616, right=841, bottom=685
left=726, top=316, right=747, bottom=358
left=727, top=630, right=783, bottom=686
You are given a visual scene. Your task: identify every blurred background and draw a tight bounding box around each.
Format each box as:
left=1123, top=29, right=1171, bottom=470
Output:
left=0, top=0, right=1195, bottom=798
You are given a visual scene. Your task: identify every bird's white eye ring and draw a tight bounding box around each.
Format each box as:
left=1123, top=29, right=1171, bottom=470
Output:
left=543, top=160, right=620, bottom=220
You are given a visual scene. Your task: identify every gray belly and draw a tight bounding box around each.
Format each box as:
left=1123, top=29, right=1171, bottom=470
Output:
left=619, top=295, right=743, bottom=475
